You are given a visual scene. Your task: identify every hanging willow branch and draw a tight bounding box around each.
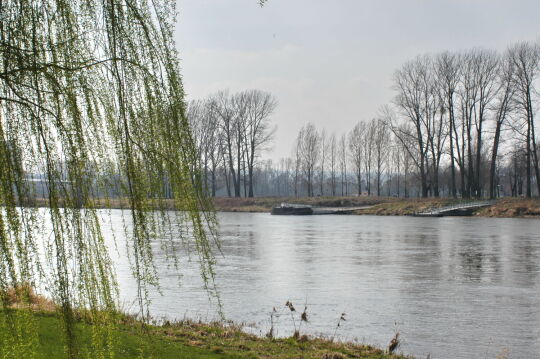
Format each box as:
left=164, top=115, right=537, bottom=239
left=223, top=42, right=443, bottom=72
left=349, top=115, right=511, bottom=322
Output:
left=0, top=0, right=218, bottom=357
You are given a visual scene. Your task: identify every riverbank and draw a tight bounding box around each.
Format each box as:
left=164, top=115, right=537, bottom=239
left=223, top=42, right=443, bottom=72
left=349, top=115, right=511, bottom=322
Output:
left=212, top=196, right=393, bottom=213
left=214, top=196, right=540, bottom=218
left=28, top=196, right=540, bottom=218
left=15, top=312, right=408, bottom=359
left=2, top=289, right=410, bottom=359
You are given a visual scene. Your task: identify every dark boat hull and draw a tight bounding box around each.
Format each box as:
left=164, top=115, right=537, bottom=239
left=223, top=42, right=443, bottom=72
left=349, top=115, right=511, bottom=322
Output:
left=271, top=207, right=313, bottom=215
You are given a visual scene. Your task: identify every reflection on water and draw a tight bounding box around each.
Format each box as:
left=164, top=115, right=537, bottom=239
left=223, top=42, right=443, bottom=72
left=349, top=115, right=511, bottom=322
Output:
left=106, top=212, right=540, bottom=359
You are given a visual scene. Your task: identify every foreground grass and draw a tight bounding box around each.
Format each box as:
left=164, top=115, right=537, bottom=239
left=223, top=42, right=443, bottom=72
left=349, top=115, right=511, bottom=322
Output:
left=33, top=312, right=228, bottom=359
left=25, top=311, right=410, bottom=359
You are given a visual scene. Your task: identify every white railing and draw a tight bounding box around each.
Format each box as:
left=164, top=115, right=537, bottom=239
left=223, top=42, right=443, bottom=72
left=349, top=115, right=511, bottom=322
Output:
left=418, top=200, right=496, bottom=215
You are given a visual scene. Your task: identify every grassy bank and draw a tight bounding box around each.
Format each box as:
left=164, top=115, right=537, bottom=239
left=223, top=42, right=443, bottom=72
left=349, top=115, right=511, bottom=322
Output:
left=28, top=196, right=540, bottom=218
left=475, top=198, right=540, bottom=217
left=3, top=286, right=409, bottom=358
left=2, top=309, right=410, bottom=359
left=214, top=196, right=540, bottom=218
left=355, top=197, right=540, bottom=217
left=212, top=196, right=394, bottom=213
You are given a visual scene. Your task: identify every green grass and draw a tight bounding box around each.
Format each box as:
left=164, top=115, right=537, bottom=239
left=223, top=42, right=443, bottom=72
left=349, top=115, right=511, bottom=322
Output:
left=22, top=311, right=411, bottom=359
left=33, top=313, right=238, bottom=359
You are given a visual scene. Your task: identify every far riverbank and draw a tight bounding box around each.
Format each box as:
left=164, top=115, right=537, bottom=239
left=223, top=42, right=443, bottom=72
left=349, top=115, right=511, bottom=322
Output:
left=27, top=196, right=540, bottom=218
left=213, top=196, right=540, bottom=218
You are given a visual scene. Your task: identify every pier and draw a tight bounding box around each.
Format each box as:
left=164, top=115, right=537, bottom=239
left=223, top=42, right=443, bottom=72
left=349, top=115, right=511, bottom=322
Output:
left=413, top=200, right=495, bottom=217
left=271, top=203, right=373, bottom=215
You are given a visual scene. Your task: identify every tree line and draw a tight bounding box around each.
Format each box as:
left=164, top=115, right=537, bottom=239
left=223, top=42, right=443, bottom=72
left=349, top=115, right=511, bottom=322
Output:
left=187, top=90, right=277, bottom=198
left=191, top=41, right=540, bottom=199
left=388, top=41, right=540, bottom=199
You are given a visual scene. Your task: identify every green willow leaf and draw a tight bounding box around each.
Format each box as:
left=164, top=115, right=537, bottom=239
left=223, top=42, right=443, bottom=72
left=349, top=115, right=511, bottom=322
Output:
left=0, top=1, right=219, bottom=358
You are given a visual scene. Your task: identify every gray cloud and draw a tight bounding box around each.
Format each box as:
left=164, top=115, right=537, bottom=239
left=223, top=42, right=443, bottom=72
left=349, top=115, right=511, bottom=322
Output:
left=175, top=0, right=540, bottom=160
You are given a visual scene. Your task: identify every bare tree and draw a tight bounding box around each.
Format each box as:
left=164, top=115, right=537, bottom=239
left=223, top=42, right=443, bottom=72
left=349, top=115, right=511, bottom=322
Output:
left=243, top=90, right=277, bottom=197
left=391, top=137, right=403, bottom=197
left=362, top=121, right=375, bottom=195
left=213, top=91, right=242, bottom=197
left=319, top=129, right=328, bottom=196
left=435, top=51, right=461, bottom=197
left=393, top=56, right=432, bottom=197
left=293, top=137, right=302, bottom=197
left=188, top=99, right=225, bottom=197
left=339, top=133, right=348, bottom=195
left=387, top=113, right=420, bottom=198
left=349, top=122, right=365, bottom=195
left=489, top=52, right=516, bottom=199
left=456, top=49, right=499, bottom=198
left=329, top=133, right=338, bottom=196
left=231, top=92, right=251, bottom=197
left=187, top=99, right=205, bottom=173
left=295, top=123, right=320, bottom=197
left=402, top=144, right=412, bottom=197
left=305, top=124, right=321, bottom=197
left=186, top=41, right=540, bottom=199
left=373, top=119, right=389, bottom=196
left=470, top=49, right=499, bottom=198
left=508, top=41, right=540, bottom=197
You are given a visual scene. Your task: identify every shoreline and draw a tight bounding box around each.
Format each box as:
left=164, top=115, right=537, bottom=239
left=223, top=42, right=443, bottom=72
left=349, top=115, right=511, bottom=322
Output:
left=23, top=196, right=540, bottom=218
left=20, top=310, right=412, bottom=358
left=213, top=196, right=540, bottom=218
left=3, top=287, right=411, bottom=359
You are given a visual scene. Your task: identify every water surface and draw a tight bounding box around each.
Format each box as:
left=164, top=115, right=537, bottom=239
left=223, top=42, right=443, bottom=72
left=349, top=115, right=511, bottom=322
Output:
left=109, top=212, right=540, bottom=359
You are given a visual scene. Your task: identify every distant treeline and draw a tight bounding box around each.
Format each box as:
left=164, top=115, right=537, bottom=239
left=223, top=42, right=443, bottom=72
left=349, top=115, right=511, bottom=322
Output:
left=190, top=41, right=540, bottom=199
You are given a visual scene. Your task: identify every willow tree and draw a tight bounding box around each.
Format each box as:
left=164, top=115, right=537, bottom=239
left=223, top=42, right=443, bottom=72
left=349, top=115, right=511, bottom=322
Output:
left=0, top=1, right=218, bottom=358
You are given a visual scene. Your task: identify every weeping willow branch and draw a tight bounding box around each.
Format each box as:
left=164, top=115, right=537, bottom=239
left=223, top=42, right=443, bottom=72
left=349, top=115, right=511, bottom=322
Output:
left=0, top=1, right=218, bottom=358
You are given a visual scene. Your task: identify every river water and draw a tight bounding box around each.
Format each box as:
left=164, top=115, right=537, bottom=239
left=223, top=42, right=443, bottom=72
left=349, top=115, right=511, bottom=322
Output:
left=107, top=212, right=540, bottom=359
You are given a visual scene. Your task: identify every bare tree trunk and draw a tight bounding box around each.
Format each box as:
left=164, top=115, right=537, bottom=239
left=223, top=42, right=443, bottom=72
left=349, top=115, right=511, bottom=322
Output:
left=529, top=95, right=540, bottom=196
left=474, top=120, right=483, bottom=199
left=466, top=110, right=474, bottom=198
left=248, top=157, right=254, bottom=197
left=508, top=42, right=539, bottom=197
left=489, top=121, right=502, bottom=199
left=320, top=129, right=327, bottom=196
left=489, top=56, right=513, bottom=199
left=449, top=113, right=457, bottom=197
left=526, top=118, right=532, bottom=198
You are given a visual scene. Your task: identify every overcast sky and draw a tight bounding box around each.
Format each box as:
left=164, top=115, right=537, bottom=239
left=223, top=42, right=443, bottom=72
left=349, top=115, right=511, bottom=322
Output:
left=175, top=0, right=540, bottom=161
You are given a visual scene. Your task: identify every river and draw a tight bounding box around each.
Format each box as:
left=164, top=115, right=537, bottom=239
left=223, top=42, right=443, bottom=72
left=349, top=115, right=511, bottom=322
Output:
left=106, top=212, right=540, bottom=359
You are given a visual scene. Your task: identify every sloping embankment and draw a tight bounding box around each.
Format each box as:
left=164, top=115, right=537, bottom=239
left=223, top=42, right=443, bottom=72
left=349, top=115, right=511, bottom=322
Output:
left=3, top=287, right=411, bottom=359
left=215, top=197, right=540, bottom=218
left=28, top=196, right=540, bottom=218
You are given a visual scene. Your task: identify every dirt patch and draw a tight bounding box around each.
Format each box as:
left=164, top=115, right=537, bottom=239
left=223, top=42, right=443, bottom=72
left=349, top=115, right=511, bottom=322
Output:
left=475, top=198, right=540, bottom=218
left=2, top=284, right=56, bottom=312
